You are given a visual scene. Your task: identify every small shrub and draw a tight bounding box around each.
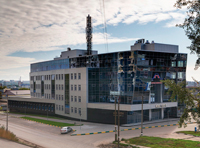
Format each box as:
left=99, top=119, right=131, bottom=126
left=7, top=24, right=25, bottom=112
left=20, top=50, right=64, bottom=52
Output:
left=0, top=126, right=18, bottom=142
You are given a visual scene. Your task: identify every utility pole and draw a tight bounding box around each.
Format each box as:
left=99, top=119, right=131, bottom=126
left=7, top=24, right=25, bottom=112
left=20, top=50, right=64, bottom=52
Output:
left=118, top=96, right=120, bottom=148
left=6, top=93, right=8, bottom=131
left=141, top=93, right=143, bottom=136
left=80, top=113, right=82, bottom=130
left=47, top=105, right=48, bottom=120
left=115, top=98, right=117, bottom=141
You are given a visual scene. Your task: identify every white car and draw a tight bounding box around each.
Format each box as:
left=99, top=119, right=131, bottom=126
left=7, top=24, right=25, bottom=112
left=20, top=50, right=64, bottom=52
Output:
left=60, top=127, right=72, bottom=134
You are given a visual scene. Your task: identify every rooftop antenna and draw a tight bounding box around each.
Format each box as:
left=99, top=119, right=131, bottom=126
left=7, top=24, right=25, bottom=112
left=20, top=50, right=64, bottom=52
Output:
left=86, top=14, right=92, bottom=55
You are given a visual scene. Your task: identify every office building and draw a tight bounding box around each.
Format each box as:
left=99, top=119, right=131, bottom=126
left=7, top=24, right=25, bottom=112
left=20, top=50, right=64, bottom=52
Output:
left=8, top=39, right=187, bottom=124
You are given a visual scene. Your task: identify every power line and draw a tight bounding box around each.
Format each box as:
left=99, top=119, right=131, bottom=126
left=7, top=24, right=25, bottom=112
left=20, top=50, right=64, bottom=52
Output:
left=99, top=0, right=109, bottom=53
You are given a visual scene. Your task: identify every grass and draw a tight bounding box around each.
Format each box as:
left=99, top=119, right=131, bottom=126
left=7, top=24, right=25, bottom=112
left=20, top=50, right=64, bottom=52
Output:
left=177, top=131, right=200, bottom=137
left=122, top=136, right=200, bottom=148
left=20, top=117, right=75, bottom=127
left=9, top=112, right=65, bottom=120
left=0, top=126, right=18, bottom=142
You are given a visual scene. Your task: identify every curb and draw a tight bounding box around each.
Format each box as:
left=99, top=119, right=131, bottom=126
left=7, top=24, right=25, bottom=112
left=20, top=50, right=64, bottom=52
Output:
left=71, top=122, right=197, bottom=136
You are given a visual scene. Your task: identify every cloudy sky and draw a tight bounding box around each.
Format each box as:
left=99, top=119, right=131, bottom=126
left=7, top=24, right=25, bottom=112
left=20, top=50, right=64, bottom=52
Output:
left=0, top=0, right=199, bottom=81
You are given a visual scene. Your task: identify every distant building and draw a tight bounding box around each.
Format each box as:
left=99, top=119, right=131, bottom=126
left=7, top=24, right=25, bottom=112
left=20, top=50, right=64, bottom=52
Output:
left=186, top=81, right=199, bottom=88
left=0, top=80, right=30, bottom=89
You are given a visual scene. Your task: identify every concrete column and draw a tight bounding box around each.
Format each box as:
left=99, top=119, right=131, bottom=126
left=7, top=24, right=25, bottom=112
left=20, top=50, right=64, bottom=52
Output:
left=149, top=109, right=152, bottom=121
left=161, top=108, right=164, bottom=119
left=149, top=92, right=151, bottom=104
left=160, top=84, right=163, bottom=103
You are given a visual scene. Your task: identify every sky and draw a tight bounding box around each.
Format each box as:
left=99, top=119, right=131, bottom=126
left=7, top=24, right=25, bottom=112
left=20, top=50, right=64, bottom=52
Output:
left=0, top=0, right=199, bottom=81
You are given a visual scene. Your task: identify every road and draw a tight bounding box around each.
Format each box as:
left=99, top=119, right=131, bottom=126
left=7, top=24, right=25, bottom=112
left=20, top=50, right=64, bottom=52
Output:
left=0, top=114, right=198, bottom=148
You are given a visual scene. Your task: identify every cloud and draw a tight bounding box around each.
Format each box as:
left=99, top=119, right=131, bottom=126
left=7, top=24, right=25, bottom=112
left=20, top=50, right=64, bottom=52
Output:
left=0, top=0, right=186, bottom=74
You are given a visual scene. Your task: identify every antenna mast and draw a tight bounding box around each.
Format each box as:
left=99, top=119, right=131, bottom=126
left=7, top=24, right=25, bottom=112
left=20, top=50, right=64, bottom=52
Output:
left=86, top=14, right=92, bottom=55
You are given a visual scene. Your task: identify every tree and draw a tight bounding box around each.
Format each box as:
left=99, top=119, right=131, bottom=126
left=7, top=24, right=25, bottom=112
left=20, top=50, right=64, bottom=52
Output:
left=162, top=79, right=200, bottom=129
left=0, top=86, right=7, bottom=89
left=175, top=0, right=200, bottom=69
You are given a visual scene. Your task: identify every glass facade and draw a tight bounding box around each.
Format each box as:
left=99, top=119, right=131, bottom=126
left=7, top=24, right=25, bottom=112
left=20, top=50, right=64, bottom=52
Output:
left=31, top=50, right=187, bottom=105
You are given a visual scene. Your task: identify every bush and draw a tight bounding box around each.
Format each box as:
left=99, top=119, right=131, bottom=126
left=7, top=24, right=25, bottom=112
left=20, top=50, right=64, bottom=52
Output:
left=0, top=126, right=18, bottom=142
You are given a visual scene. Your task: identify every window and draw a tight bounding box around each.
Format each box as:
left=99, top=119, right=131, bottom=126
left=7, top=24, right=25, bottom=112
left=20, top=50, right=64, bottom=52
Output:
left=71, top=107, right=73, bottom=113
left=79, top=108, right=81, bottom=115
left=62, top=95, right=63, bottom=100
left=78, top=85, right=81, bottom=91
left=59, top=105, right=60, bottom=110
left=78, top=96, right=81, bottom=102
left=178, top=72, right=185, bottom=79
left=74, top=73, right=77, bottom=79
left=71, top=85, right=73, bottom=91
left=170, top=72, right=176, bottom=79
left=56, top=84, right=58, bottom=90
left=178, top=61, right=183, bottom=67
left=59, top=95, right=60, bottom=100
left=74, top=85, right=77, bottom=91
left=59, top=74, right=60, bottom=80
left=61, top=84, right=63, bottom=90
left=78, top=73, right=81, bottom=79
left=71, top=96, right=73, bottom=102
left=49, top=84, right=51, bottom=90
left=56, top=74, right=58, bottom=80
left=71, top=73, right=73, bottom=80
left=62, top=106, right=63, bottom=111
left=56, top=94, right=58, bottom=100
left=59, top=84, right=60, bottom=90
left=75, top=96, right=77, bottom=102
left=75, top=107, right=77, bottom=113
left=61, top=74, right=63, bottom=80
left=56, top=105, right=58, bottom=110
left=172, top=61, right=176, bottom=67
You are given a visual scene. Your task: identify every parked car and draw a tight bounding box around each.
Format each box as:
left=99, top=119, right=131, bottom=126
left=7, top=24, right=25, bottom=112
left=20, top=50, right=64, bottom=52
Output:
left=60, top=127, right=72, bottom=134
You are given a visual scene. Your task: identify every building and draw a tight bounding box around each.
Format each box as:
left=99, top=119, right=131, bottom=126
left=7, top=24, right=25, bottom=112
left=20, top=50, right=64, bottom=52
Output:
left=8, top=39, right=187, bottom=124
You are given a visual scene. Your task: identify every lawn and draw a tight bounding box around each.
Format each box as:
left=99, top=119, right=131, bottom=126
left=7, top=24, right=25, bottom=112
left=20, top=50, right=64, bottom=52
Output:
left=21, top=117, right=75, bottom=127
left=177, top=131, right=200, bottom=137
left=122, top=136, right=200, bottom=148
left=9, top=112, right=65, bottom=120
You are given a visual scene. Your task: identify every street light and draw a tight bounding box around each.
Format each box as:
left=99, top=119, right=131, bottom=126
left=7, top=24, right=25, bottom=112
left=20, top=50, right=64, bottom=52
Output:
left=79, top=113, right=82, bottom=130
left=141, top=93, right=143, bottom=136
left=6, top=92, right=8, bottom=131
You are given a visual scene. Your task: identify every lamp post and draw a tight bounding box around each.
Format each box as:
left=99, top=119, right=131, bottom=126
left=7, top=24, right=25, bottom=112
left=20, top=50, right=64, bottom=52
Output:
left=6, top=92, right=8, bottom=131
left=115, top=98, right=117, bottom=142
left=141, top=93, right=143, bottom=136
left=118, top=96, right=121, bottom=148
left=47, top=105, right=48, bottom=120
left=79, top=113, right=82, bottom=130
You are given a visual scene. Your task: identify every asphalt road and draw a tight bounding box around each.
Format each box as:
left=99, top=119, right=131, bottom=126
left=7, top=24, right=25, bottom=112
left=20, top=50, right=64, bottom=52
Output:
left=0, top=114, right=178, bottom=148
left=0, top=114, right=198, bottom=148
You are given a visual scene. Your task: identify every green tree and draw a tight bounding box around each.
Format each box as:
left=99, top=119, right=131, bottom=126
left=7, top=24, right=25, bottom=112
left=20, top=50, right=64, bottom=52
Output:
left=163, top=79, right=200, bottom=129
left=0, top=86, right=7, bottom=89
left=175, top=0, right=200, bottom=69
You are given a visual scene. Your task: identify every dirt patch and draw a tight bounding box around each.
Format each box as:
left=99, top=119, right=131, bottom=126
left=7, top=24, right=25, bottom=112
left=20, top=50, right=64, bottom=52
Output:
left=18, top=137, right=45, bottom=148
